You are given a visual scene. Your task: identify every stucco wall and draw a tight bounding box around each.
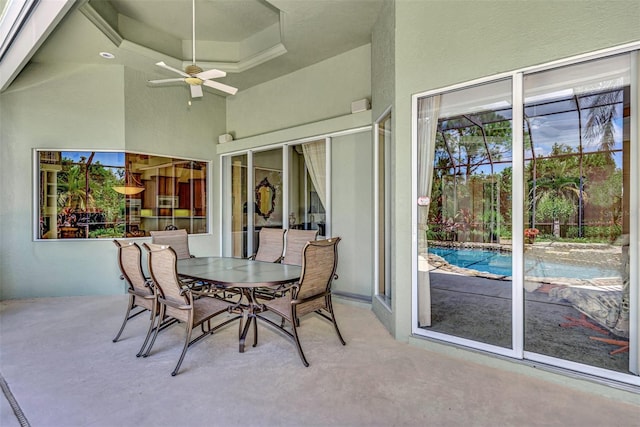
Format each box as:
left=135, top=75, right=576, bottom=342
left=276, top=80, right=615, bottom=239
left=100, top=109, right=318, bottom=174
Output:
left=0, top=63, right=126, bottom=298
left=123, top=67, right=226, bottom=159
left=370, top=0, right=396, bottom=332
left=226, top=44, right=372, bottom=139
left=331, top=130, right=375, bottom=299
left=0, top=62, right=226, bottom=299
left=389, top=0, right=640, bottom=340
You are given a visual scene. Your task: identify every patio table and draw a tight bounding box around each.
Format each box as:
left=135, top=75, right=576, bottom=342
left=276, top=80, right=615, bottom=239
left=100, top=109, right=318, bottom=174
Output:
left=177, top=257, right=301, bottom=352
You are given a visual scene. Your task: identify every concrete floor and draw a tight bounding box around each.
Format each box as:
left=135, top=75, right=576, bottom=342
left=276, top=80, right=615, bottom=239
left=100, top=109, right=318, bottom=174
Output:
left=1, top=295, right=639, bottom=427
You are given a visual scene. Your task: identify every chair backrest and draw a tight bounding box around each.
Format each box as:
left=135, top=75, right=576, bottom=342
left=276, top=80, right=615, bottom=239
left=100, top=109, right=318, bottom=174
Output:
left=296, top=237, right=341, bottom=301
left=282, top=229, right=319, bottom=266
left=113, top=240, right=151, bottom=296
left=150, top=229, right=192, bottom=260
left=254, top=228, right=286, bottom=262
left=143, top=243, right=190, bottom=312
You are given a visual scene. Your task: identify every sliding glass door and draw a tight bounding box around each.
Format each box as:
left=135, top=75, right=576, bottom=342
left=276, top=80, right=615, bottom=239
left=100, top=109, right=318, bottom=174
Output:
left=416, top=79, right=514, bottom=350
left=289, top=141, right=327, bottom=236
left=230, top=154, right=247, bottom=257
left=414, top=49, right=638, bottom=385
left=522, top=54, right=632, bottom=374
left=222, top=140, right=329, bottom=257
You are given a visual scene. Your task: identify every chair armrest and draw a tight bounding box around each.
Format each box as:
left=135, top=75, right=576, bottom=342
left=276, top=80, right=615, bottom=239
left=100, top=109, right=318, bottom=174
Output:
left=158, top=297, right=192, bottom=310
left=271, top=282, right=299, bottom=294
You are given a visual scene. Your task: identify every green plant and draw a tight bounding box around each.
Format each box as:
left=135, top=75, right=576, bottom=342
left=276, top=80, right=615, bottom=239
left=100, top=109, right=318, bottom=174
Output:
left=89, top=225, right=125, bottom=239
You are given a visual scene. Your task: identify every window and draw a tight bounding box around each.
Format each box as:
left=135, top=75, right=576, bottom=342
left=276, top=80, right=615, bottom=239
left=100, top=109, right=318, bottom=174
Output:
left=222, top=139, right=331, bottom=258
left=290, top=141, right=327, bottom=236
left=522, top=54, right=631, bottom=372
left=36, top=151, right=209, bottom=239
left=413, top=49, right=639, bottom=385
left=376, top=108, right=392, bottom=307
left=416, top=79, right=513, bottom=347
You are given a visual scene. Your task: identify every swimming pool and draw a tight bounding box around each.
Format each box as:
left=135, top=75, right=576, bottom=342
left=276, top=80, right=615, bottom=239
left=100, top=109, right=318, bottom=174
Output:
left=428, top=247, right=620, bottom=279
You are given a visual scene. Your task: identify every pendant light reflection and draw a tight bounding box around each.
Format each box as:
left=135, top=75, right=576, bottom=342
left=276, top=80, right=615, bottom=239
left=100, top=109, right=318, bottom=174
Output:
left=113, top=161, right=145, bottom=195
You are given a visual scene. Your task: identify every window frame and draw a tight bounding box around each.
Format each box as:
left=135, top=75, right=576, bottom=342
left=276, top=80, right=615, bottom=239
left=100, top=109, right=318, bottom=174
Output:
left=374, top=105, right=393, bottom=310
left=411, top=42, right=640, bottom=387
left=33, top=149, right=212, bottom=241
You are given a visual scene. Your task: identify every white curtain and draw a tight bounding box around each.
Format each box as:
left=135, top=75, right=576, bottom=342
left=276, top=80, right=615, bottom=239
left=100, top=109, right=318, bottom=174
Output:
left=302, top=141, right=326, bottom=208
left=417, top=95, right=441, bottom=327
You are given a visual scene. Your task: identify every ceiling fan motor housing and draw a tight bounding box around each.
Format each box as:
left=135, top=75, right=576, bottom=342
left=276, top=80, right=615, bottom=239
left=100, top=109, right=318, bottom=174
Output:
left=184, top=64, right=204, bottom=85
left=185, top=64, right=203, bottom=75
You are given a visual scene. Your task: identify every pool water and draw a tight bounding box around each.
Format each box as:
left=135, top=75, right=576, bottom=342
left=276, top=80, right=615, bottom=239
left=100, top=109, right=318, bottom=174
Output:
left=428, top=247, right=620, bottom=279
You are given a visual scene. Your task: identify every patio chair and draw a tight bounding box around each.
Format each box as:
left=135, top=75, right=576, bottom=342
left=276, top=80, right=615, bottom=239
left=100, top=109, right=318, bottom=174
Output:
left=150, top=229, right=193, bottom=259
left=142, top=243, right=236, bottom=376
left=250, top=228, right=286, bottom=262
left=257, top=237, right=345, bottom=367
left=281, top=229, right=319, bottom=266
left=112, top=240, right=158, bottom=357
left=150, top=228, right=211, bottom=291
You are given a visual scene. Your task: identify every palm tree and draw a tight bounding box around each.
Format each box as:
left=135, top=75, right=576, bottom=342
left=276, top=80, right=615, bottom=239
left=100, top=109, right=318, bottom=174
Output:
left=57, top=164, right=94, bottom=210
left=530, top=157, right=585, bottom=238
left=583, top=87, right=623, bottom=155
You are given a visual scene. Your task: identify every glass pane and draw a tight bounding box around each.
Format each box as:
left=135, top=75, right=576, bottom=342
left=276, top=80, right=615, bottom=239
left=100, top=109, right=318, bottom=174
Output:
left=418, top=79, right=513, bottom=348
left=133, top=154, right=208, bottom=235
left=289, top=141, right=327, bottom=236
left=378, top=112, right=392, bottom=304
left=230, top=154, right=247, bottom=257
left=37, top=151, right=208, bottom=239
left=523, top=54, right=631, bottom=374
left=253, top=149, right=284, bottom=255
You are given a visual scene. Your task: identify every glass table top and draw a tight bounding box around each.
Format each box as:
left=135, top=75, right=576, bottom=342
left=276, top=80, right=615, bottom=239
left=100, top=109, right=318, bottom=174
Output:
left=177, top=257, right=301, bottom=288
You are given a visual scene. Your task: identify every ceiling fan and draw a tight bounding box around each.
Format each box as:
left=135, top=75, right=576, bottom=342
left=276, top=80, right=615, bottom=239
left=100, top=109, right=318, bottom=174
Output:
left=148, top=0, right=238, bottom=97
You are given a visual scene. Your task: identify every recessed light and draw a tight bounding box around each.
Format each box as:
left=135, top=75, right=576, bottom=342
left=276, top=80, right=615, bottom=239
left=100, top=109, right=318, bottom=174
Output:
left=99, top=52, right=115, bottom=59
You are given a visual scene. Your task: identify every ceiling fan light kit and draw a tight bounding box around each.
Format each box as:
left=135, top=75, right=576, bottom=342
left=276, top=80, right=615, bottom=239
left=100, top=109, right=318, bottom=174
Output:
left=148, top=0, right=238, bottom=98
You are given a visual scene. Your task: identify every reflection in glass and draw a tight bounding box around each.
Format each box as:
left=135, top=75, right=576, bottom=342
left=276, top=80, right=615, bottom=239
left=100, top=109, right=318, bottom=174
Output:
left=289, top=141, right=326, bottom=236
left=377, top=112, right=392, bottom=305
left=230, top=154, right=248, bottom=257
left=37, top=151, right=208, bottom=239
left=418, top=79, right=513, bottom=348
left=253, top=149, right=284, bottom=255
left=523, top=54, right=630, bottom=373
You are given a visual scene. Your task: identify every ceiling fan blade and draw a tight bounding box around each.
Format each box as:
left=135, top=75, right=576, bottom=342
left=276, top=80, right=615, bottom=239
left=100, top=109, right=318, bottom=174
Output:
left=190, top=84, right=203, bottom=98
left=202, top=79, right=238, bottom=95
left=156, top=61, right=190, bottom=78
left=148, top=78, right=185, bottom=85
left=196, top=68, right=226, bottom=80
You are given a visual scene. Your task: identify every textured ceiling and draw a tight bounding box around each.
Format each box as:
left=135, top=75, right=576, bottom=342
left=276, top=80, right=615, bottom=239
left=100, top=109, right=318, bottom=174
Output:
left=28, top=0, right=384, bottom=94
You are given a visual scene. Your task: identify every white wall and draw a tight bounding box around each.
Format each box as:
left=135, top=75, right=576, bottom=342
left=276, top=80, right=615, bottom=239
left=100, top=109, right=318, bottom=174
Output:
left=370, top=0, right=396, bottom=330
left=123, top=67, right=226, bottom=160
left=388, top=0, right=640, bottom=340
left=332, top=131, right=374, bottom=299
left=226, top=44, right=372, bottom=139
left=0, top=63, right=126, bottom=298
left=223, top=45, right=375, bottom=299
left=0, top=62, right=226, bottom=299
left=0, top=41, right=374, bottom=299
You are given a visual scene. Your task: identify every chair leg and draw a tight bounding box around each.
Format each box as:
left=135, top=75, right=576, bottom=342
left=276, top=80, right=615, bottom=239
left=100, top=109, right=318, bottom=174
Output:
left=113, top=295, right=135, bottom=342
left=253, top=315, right=258, bottom=347
left=326, top=296, right=346, bottom=345
left=143, top=305, right=165, bottom=358
left=136, top=305, right=157, bottom=357
left=172, top=323, right=194, bottom=376
left=290, top=310, right=309, bottom=367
